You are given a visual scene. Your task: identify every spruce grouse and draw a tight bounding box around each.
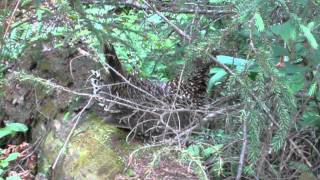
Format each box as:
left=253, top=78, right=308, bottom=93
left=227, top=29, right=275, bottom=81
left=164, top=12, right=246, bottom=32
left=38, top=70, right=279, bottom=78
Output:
left=92, top=43, right=217, bottom=141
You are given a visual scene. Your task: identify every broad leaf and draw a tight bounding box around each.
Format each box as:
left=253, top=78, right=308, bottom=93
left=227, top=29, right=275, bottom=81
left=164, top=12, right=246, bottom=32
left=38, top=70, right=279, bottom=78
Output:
left=216, top=55, right=253, bottom=71
left=0, top=123, right=28, bottom=139
left=5, top=123, right=28, bottom=133
left=271, top=21, right=297, bottom=42
left=209, top=0, right=225, bottom=3
left=207, top=68, right=228, bottom=93
left=6, top=176, right=22, bottom=180
left=0, top=161, right=8, bottom=168
left=300, top=24, right=318, bottom=49
left=63, top=112, right=71, bottom=121
left=307, top=21, right=315, bottom=30
left=5, top=152, right=20, bottom=162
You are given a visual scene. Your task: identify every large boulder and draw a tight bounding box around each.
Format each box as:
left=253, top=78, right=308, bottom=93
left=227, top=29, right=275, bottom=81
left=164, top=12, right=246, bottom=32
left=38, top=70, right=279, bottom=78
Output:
left=38, top=114, right=134, bottom=179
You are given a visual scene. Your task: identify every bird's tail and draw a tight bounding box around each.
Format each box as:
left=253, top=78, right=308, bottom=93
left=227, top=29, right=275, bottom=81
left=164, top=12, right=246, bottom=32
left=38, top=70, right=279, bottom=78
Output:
left=104, top=43, right=124, bottom=82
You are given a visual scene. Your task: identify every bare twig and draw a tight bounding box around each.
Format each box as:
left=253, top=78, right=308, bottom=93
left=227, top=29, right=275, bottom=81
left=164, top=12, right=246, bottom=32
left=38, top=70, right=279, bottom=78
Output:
left=69, top=48, right=91, bottom=80
left=248, top=20, right=257, bottom=54
left=3, top=0, right=20, bottom=38
left=162, top=64, right=186, bottom=142
left=288, top=138, right=313, bottom=168
left=236, top=112, right=248, bottom=180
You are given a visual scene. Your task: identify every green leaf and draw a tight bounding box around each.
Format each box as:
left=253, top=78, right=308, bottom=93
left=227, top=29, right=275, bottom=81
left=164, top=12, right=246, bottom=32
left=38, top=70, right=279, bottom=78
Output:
left=254, top=13, right=265, bottom=32
left=147, top=14, right=162, bottom=24
left=308, top=82, right=317, bottom=96
left=289, top=161, right=309, bottom=172
left=0, top=123, right=28, bottom=139
left=6, top=176, right=22, bottom=180
left=5, top=123, right=28, bottom=133
left=63, top=112, right=70, bottom=121
left=5, top=153, right=20, bottom=162
left=207, top=68, right=228, bottom=93
left=243, top=165, right=255, bottom=175
left=187, top=144, right=201, bottom=157
left=216, top=55, right=253, bottom=71
left=209, top=0, right=225, bottom=3
left=141, top=60, right=156, bottom=77
left=271, top=21, right=297, bottom=42
left=0, top=129, right=11, bottom=140
left=285, top=74, right=305, bottom=93
left=203, top=144, right=223, bottom=158
left=307, top=22, right=315, bottom=30
left=272, top=43, right=289, bottom=56
left=301, top=111, right=320, bottom=127
left=21, top=0, right=33, bottom=7
left=300, top=24, right=318, bottom=49
left=0, top=161, right=9, bottom=168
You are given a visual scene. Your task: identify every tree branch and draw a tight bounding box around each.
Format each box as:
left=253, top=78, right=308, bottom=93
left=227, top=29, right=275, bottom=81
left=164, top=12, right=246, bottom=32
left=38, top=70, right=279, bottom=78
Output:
left=80, top=0, right=236, bottom=16
left=141, top=1, right=192, bottom=42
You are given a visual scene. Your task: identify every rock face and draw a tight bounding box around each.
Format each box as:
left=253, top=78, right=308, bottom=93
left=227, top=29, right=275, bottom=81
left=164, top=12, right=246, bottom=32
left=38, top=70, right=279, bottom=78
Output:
left=0, top=41, right=135, bottom=179
left=39, top=114, right=131, bottom=180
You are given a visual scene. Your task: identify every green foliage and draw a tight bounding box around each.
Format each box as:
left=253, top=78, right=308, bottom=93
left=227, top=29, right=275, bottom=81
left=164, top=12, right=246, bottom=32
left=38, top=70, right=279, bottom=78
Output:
left=184, top=143, right=224, bottom=178
left=254, top=13, right=265, bottom=32
left=63, top=112, right=71, bottom=121
left=271, top=20, right=298, bottom=42
left=2, top=176, right=21, bottom=180
left=181, top=129, right=232, bottom=178
left=0, top=152, right=20, bottom=171
left=300, top=24, right=318, bottom=49
left=1, top=0, right=320, bottom=178
left=208, top=55, right=253, bottom=93
left=0, top=123, right=27, bottom=179
left=0, top=123, right=28, bottom=139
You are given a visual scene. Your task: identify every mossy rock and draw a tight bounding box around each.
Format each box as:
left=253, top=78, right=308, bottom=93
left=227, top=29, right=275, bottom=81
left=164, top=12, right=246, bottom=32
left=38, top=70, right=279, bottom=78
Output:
left=38, top=114, right=137, bottom=179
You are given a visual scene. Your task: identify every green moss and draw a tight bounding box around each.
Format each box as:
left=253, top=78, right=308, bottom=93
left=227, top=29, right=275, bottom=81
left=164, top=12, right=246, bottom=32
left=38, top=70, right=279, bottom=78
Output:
left=37, top=113, right=139, bottom=179
left=38, top=60, right=51, bottom=72
left=40, top=101, right=57, bottom=118
left=68, top=133, right=123, bottom=178
left=38, top=132, right=63, bottom=173
left=65, top=114, right=136, bottom=179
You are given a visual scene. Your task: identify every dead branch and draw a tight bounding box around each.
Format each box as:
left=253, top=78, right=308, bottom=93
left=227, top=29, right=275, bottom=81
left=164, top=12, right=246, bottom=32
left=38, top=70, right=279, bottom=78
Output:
left=236, top=112, right=248, bottom=180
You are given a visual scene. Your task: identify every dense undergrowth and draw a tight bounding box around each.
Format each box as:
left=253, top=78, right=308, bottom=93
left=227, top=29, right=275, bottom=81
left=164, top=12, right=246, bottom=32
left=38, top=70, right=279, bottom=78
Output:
left=0, top=0, right=320, bottom=179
